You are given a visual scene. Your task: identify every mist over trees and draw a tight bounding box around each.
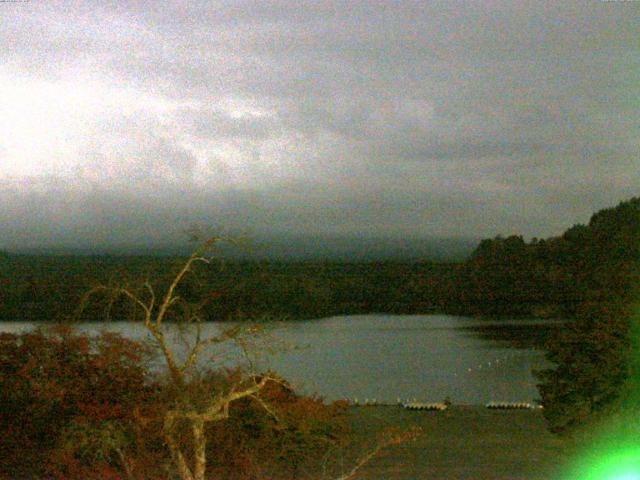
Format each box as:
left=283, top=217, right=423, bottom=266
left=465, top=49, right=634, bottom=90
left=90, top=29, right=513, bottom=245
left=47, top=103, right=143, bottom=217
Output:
left=0, top=198, right=638, bottom=325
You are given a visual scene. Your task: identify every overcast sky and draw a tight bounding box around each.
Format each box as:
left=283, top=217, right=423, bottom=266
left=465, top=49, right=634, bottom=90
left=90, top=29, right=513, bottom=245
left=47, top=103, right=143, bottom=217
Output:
left=0, top=0, right=638, bottom=251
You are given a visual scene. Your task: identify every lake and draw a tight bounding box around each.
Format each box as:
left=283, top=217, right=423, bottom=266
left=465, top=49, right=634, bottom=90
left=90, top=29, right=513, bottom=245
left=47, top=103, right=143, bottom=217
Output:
left=0, top=315, right=562, bottom=405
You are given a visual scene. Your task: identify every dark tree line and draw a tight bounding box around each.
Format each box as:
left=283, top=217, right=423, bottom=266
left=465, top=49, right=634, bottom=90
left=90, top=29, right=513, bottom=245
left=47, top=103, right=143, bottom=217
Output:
left=439, top=197, right=639, bottom=321
left=0, top=257, right=452, bottom=322
left=1, top=198, right=638, bottom=326
left=532, top=197, right=640, bottom=434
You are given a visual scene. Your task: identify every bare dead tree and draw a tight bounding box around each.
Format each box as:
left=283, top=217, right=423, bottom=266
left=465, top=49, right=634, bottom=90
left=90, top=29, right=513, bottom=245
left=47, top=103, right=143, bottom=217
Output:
left=78, top=236, right=421, bottom=480
left=78, top=237, right=282, bottom=480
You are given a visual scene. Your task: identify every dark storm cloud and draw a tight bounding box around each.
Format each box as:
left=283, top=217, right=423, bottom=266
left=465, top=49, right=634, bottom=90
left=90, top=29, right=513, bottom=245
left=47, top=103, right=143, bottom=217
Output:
left=0, top=0, right=638, bottom=250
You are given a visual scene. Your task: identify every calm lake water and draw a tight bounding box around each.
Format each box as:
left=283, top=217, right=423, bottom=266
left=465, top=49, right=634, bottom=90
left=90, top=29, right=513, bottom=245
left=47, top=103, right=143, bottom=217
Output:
left=0, top=315, right=561, bottom=405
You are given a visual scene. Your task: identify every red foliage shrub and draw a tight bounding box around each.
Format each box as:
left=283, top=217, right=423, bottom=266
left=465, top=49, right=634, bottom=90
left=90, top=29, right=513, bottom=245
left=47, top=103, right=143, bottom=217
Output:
left=0, top=326, right=153, bottom=479
left=204, top=372, right=350, bottom=480
left=0, top=328, right=350, bottom=480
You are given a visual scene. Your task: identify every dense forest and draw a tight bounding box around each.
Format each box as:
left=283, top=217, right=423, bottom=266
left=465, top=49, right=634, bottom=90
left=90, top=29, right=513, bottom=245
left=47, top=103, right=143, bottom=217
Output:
left=532, top=198, right=640, bottom=434
left=448, top=196, right=640, bottom=318
left=0, top=197, right=638, bottom=324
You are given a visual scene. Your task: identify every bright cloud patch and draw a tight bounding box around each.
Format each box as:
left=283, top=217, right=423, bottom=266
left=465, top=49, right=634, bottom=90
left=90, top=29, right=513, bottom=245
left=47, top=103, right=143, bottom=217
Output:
left=0, top=1, right=638, bottom=247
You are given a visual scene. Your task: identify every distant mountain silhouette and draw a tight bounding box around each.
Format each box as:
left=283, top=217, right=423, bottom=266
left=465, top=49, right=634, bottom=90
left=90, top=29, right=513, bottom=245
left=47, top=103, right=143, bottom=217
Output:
left=10, top=235, right=478, bottom=262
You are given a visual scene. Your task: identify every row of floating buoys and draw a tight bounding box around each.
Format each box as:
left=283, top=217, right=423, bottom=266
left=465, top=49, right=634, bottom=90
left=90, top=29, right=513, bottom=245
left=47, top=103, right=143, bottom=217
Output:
left=351, top=398, right=448, bottom=409
left=402, top=401, right=448, bottom=411
left=351, top=398, right=380, bottom=406
left=485, top=401, right=535, bottom=409
left=349, top=398, right=541, bottom=410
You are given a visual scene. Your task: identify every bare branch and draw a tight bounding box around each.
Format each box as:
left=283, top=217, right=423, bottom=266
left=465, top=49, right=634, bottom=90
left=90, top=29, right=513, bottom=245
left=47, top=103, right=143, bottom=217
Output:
left=192, top=256, right=211, bottom=265
left=330, top=426, right=422, bottom=480
left=188, top=373, right=277, bottom=423
left=148, top=328, right=184, bottom=386
left=180, top=322, right=204, bottom=373
left=334, top=443, right=384, bottom=480
left=117, top=287, right=151, bottom=318
left=114, top=447, right=135, bottom=480
left=73, top=285, right=110, bottom=321
left=192, top=419, right=206, bottom=480
left=74, top=236, right=320, bottom=480
left=204, top=324, right=245, bottom=344
left=235, top=335, right=256, bottom=374
left=144, top=280, right=155, bottom=314
left=163, top=414, right=195, bottom=480
left=250, top=393, right=280, bottom=422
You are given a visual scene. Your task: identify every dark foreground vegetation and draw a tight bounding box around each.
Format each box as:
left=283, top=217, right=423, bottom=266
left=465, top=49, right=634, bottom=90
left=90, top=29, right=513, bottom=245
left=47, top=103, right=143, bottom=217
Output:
left=0, top=326, right=356, bottom=480
left=0, top=323, right=561, bottom=480
left=1, top=240, right=421, bottom=480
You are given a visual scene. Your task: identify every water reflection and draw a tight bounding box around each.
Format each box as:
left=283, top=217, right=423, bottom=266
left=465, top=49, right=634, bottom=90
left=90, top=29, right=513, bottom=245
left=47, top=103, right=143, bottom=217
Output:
left=0, top=315, right=558, bottom=405
left=456, top=320, right=565, bottom=349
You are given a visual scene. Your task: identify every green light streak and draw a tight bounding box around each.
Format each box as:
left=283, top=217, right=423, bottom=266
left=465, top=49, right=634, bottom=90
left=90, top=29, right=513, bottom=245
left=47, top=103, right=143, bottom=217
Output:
left=560, top=304, right=640, bottom=480
left=571, top=447, right=640, bottom=480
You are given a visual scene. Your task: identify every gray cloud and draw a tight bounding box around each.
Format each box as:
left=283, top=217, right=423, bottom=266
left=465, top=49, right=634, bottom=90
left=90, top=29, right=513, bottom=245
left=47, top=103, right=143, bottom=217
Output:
left=0, top=0, right=638, bottom=251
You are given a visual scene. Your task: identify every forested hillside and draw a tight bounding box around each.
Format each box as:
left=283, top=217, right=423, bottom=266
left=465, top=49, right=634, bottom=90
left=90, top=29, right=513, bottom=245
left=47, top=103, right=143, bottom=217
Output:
left=445, top=197, right=640, bottom=318
left=531, top=197, right=640, bottom=434
left=0, top=197, right=638, bottom=323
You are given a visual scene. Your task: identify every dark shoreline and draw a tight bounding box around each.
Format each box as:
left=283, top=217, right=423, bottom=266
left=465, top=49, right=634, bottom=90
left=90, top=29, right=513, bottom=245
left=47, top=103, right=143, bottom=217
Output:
left=0, top=253, right=585, bottom=323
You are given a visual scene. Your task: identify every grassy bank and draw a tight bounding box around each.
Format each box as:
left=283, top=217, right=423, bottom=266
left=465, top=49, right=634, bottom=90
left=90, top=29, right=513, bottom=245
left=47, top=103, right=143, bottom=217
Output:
left=345, top=405, right=568, bottom=480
